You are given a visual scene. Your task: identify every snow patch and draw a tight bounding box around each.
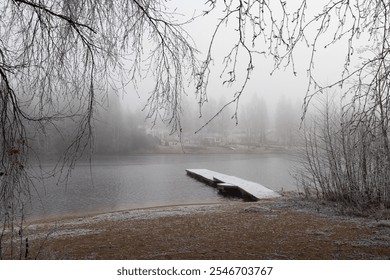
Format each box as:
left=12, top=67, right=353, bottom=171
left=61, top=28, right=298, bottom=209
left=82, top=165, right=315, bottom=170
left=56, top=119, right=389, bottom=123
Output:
left=186, top=169, right=280, bottom=199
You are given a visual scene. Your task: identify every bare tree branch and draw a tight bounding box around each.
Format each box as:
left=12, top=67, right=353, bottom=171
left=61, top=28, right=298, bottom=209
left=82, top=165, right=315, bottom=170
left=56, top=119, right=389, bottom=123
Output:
left=0, top=0, right=199, bottom=259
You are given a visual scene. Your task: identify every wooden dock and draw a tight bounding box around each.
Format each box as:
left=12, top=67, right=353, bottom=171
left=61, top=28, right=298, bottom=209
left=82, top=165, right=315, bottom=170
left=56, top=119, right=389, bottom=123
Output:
left=186, top=169, right=280, bottom=201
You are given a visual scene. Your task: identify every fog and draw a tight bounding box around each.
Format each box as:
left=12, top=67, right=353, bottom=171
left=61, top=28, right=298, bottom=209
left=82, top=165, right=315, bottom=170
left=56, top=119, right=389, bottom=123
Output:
left=25, top=0, right=368, bottom=156
left=118, top=0, right=364, bottom=148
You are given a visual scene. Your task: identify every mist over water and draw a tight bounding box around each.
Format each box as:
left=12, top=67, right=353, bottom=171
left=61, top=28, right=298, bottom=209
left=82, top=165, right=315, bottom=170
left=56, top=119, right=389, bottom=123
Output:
left=26, top=90, right=303, bottom=221
left=29, top=153, right=296, bottom=220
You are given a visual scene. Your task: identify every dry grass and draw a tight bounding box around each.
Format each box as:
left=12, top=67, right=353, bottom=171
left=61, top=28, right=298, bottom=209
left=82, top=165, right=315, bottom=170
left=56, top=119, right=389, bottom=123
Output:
left=21, top=196, right=390, bottom=260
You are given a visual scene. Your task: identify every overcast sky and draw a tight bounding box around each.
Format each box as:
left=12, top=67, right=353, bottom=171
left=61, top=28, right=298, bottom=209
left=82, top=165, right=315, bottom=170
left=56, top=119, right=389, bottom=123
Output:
left=122, top=0, right=367, bottom=128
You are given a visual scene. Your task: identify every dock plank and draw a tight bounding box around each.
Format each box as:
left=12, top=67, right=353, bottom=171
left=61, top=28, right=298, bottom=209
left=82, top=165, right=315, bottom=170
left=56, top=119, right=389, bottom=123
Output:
left=186, top=169, right=280, bottom=200
left=213, top=174, right=280, bottom=199
left=185, top=169, right=224, bottom=186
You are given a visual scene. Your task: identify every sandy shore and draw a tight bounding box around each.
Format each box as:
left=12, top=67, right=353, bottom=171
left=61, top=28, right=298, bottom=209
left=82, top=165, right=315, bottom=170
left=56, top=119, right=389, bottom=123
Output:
left=20, top=194, right=390, bottom=259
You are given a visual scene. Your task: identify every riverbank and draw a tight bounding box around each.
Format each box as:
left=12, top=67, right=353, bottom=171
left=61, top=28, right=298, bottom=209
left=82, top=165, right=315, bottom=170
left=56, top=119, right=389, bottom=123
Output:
left=153, top=144, right=295, bottom=155
left=23, top=193, right=390, bottom=259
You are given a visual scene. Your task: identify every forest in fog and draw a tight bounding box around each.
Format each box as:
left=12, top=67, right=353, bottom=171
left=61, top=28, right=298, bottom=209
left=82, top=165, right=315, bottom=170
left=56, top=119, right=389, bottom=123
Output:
left=26, top=92, right=303, bottom=156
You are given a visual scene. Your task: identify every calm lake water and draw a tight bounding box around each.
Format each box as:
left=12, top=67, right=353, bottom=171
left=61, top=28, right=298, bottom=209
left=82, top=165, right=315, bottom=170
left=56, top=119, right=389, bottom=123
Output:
left=29, top=153, right=297, bottom=219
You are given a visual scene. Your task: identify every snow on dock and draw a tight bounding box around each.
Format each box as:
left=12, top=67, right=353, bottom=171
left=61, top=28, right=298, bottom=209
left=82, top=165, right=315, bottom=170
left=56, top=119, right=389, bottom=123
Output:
left=186, top=169, right=280, bottom=201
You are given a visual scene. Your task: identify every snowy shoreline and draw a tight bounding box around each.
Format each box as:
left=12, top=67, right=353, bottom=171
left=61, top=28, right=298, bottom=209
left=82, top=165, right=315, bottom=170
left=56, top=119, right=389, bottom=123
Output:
left=25, top=194, right=390, bottom=242
left=10, top=195, right=390, bottom=259
left=27, top=202, right=229, bottom=227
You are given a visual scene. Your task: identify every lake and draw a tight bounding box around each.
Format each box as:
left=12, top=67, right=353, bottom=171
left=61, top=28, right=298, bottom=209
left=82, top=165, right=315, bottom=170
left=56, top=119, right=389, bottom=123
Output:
left=29, top=153, right=297, bottom=219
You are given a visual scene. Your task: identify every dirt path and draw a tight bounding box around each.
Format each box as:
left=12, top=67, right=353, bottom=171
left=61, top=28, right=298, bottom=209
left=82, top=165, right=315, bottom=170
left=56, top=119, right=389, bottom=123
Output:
left=24, top=195, right=390, bottom=259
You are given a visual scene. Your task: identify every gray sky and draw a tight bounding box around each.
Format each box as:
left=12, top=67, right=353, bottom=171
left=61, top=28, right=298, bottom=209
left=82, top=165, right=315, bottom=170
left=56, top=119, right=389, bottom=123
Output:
left=122, top=0, right=367, bottom=128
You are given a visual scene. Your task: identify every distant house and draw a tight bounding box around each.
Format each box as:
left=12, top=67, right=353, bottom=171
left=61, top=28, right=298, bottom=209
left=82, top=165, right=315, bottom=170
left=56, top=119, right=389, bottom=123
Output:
left=146, top=128, right=181, bottom=146
left=201, top=135, right=225, bottom=146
